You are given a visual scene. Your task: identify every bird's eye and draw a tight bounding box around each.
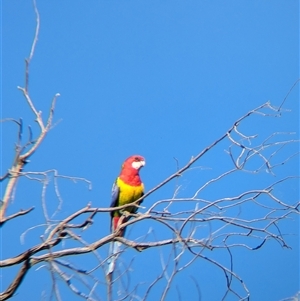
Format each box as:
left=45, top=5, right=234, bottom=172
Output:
left=134, top=157, right=140, bottom=161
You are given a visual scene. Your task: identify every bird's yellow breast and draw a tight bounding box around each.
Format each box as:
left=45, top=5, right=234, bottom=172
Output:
left=117, top=177, right=144, bottom=207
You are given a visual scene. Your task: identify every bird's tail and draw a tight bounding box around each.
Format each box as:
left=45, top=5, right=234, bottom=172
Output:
left=107, top=216, right=124, bottom=279
left=106, top=240, right=121, bottom=277
left=106, top=240, right=121, bottom=301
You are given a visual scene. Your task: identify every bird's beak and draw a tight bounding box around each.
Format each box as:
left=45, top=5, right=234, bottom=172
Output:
left=131, top=160, right=146, bottom=170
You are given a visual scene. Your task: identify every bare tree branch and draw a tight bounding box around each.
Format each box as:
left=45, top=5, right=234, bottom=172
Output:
left=0, top=207, right=34, bottom=226
left=0, top=259, right=30, bottom=300
left=2, top=1, right=299, bottom=300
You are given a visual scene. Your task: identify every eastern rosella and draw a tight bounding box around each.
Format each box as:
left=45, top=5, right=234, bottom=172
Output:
left=107, top=155, right=145, bottom=277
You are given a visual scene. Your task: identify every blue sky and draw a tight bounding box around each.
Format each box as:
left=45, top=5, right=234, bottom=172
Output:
left=1, top=1, right=299, bottom=300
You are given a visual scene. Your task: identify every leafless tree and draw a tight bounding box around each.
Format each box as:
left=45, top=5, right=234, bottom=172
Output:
left=1, top=2, right=299, bottom=301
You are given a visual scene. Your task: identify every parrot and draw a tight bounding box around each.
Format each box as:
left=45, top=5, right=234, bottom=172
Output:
left=107, top=155, right=145, bottom=278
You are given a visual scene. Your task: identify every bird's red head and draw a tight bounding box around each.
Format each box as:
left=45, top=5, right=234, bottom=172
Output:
left=119, top=155, right=145, bottom=185
left=122, top=155, right=146, bottom=171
